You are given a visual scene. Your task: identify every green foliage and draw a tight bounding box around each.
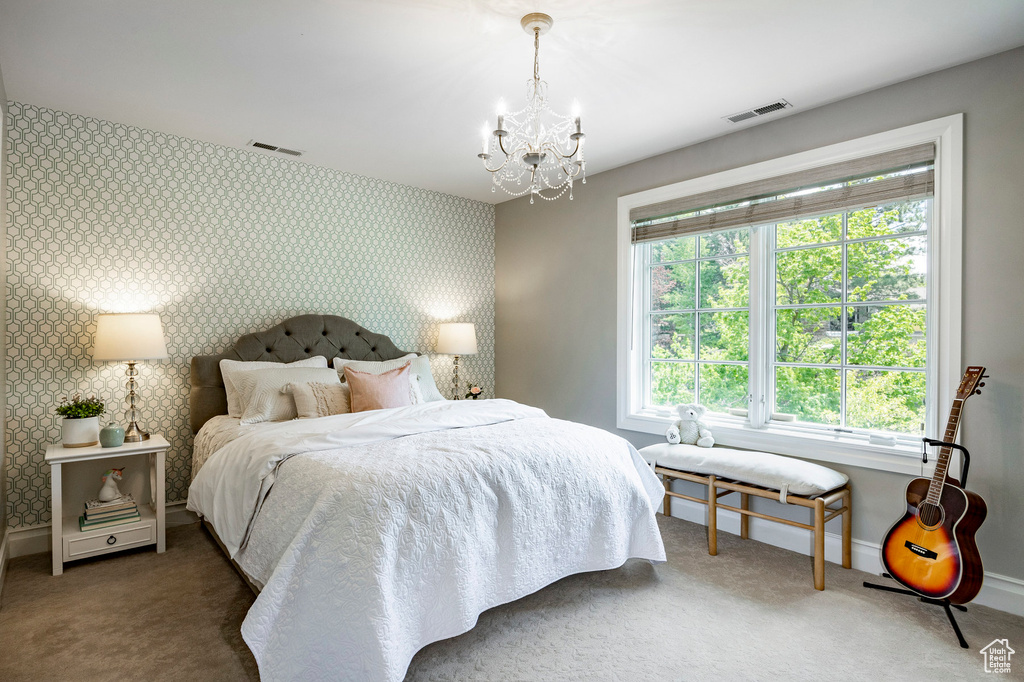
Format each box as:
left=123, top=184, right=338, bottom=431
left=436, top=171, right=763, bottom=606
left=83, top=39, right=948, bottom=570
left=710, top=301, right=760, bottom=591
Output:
left=55, top=394, right=105, bottom=419
left=651, top=362, right=694, bottom=406
left=647, top=199, right=928, bottom=435
left=775, top=367, right=840, bottom=425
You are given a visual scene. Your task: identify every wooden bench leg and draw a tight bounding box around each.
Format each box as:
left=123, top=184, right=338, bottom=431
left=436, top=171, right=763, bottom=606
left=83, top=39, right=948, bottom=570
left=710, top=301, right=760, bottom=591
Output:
left=662, top=474, right=671, bottom=516
left=708, top=475, right=718, bottom=556
left=740, top=492, right=749, bottom=540
left=842, top=488, right=852, bottom=569
left=814, top=497, right=825, bottom=590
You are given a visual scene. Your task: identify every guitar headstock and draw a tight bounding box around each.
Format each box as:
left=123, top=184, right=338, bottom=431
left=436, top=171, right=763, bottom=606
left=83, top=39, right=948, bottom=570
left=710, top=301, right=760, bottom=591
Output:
left=956, top=365, right=988, bottom=400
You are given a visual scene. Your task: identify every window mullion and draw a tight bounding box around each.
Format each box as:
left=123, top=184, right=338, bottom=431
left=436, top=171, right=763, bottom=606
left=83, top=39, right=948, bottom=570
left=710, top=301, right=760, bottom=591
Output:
left=768, top=226, right=778, bottom=427
left=694, top=242, right=702, bottom=405
left=749, top=225, right=768, bottom=428
left=641, top=246, right=652, bottom=410
left=840, top=212, right=848, bottom=430
left=924, top=197, right=938, bottom=442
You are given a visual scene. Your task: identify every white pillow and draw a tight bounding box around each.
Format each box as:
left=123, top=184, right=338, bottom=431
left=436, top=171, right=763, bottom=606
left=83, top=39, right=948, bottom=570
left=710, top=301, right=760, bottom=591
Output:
left=410, top=355, right=447, bottom=402
left=287, top=381, right=351, bottom=419
left=234, top=367, right=341, bottom=424
left=220, top=356, right=328, bottom=417
left=333, top=354, right=446, bottom=403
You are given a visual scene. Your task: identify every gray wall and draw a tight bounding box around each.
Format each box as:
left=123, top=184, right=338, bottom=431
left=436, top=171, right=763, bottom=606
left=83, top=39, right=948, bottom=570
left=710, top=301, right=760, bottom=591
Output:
left=495, top=46, right=1024, bottom=580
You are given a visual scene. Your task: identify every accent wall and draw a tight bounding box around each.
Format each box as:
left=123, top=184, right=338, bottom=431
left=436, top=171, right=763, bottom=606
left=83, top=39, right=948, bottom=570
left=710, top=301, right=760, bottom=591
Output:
left=5, top=102, right=495, bottom=528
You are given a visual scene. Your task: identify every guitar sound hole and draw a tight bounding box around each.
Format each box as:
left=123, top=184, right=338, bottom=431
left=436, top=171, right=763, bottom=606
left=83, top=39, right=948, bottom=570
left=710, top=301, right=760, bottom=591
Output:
left=918, top=502, right=944, bottom=528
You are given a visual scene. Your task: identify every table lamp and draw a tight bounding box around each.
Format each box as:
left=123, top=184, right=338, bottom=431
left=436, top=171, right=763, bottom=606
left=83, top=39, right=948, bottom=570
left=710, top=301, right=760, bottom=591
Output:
left=93, top=313, right=169, bottom=442
left=436, top=323, right=477, bottom=400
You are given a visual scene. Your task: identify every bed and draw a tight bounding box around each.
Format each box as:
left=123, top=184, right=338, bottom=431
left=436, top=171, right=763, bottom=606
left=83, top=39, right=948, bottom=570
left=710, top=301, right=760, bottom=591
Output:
left=185, top=314, right=666, bottom=682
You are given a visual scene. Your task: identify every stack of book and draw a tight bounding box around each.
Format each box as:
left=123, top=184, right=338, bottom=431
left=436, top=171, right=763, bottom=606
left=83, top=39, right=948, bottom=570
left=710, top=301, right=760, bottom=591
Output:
left=79, top=493, right=140, bottom=531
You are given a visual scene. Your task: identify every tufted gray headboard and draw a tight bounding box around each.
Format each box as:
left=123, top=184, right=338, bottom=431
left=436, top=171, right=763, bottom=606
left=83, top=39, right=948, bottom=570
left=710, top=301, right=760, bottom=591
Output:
left=189, top=314, right=413, bottom=433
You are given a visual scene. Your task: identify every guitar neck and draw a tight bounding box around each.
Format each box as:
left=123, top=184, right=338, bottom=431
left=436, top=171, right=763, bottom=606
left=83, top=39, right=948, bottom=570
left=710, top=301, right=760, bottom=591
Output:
left=926, top=399, right=963, bottom=503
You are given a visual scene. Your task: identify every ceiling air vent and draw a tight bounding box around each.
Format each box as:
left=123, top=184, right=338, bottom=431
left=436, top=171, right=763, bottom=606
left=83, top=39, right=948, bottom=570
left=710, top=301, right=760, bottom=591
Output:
left=724, top=99, right=792, bottom=124
left=247, top=140, right=304, bottom=157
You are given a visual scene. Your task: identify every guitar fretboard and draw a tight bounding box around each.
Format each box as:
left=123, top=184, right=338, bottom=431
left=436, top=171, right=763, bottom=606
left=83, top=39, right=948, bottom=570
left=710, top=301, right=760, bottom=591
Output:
left=926, top=399, right=963, bottom=504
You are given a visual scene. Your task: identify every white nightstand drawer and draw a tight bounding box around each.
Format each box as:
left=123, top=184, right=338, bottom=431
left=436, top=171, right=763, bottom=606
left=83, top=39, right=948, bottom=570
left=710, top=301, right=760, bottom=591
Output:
left=65, top=521, right=155, bottom=559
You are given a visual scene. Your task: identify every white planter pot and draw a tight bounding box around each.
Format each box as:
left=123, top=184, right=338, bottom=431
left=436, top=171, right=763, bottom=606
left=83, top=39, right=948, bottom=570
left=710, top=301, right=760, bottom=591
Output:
left=61, top=416, right=100, bottom=448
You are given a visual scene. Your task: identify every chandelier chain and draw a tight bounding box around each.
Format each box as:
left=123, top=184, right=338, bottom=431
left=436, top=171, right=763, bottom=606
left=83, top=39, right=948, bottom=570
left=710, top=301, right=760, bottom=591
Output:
left=533, top=28, right=540, bottom=82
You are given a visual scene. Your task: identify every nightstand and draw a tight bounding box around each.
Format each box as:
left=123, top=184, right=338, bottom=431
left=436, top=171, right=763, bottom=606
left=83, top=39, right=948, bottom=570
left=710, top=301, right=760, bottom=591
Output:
left=46, top=435, right=169, bottom=576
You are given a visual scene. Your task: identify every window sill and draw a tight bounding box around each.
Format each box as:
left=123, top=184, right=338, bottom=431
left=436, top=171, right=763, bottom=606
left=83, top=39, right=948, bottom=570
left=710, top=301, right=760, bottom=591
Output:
left=619, top=411, right=929, bottom=476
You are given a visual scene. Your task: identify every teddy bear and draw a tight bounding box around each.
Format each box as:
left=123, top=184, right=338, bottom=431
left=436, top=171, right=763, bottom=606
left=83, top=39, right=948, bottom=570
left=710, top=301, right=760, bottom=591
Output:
left=665, top=403, right=715, bottom=448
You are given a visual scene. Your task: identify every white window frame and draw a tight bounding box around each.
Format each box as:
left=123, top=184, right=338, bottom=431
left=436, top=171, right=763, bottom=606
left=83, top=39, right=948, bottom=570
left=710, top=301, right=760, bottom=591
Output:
left=617, top=115, right=962, bottom=475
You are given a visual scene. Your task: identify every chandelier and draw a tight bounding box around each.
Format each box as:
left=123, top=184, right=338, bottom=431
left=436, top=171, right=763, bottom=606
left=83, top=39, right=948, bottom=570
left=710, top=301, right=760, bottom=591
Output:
left=479, top=13, right=586, bottom=203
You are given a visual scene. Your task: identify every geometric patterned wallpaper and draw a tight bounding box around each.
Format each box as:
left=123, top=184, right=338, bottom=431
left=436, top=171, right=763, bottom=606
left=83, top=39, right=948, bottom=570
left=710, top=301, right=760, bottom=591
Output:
left=4, top=102, right=495, bottom=528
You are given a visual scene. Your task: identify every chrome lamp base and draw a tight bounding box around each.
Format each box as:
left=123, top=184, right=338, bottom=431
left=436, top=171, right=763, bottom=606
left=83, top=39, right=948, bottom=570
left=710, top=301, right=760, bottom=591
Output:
left=451, top=354, right=462, bottom=400
left=123, top=421, right=150, bottom=442
left=122, top=360, right=151, bottom=442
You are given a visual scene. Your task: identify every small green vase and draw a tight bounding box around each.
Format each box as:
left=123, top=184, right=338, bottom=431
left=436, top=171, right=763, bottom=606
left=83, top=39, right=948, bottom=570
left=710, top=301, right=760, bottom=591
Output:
left=100, top=423, right=125, bottom=448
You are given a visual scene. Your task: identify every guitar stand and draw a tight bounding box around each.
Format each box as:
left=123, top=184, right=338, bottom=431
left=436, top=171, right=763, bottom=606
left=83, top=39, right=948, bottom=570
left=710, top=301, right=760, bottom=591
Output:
left=863, top=438, right=972, bottom=649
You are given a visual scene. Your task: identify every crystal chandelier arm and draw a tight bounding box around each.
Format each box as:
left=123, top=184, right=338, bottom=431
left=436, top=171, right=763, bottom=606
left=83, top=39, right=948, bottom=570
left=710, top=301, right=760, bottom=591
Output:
left=480, top=152, right=511, bottom=174
left=541, top=136, right=582, bottom=162
left=497, top=130, right=511, bottom=157
left=557, top=158, right=583, bottom=180
left=537, top=163, right=579, bottom=189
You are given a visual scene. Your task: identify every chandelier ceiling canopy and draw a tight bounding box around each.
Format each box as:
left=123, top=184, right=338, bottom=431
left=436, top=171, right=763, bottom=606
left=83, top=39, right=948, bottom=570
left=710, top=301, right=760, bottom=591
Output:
left=479, top=13, right=586, bottom=204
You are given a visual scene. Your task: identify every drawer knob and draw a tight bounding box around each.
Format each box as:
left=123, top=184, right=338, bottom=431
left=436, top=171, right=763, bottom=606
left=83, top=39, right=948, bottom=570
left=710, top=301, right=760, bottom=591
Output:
left=106, top=535, right=117, bottom=545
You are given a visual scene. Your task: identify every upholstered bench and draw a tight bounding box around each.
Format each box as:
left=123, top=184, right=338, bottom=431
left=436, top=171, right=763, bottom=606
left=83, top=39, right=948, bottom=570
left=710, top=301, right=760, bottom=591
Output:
left=639, top=443, right=852, bottom=590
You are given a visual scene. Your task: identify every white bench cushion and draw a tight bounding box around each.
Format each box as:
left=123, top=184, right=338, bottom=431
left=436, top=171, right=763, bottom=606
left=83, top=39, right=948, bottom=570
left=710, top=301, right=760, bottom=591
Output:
left=639, top=443, right=848, bottom=497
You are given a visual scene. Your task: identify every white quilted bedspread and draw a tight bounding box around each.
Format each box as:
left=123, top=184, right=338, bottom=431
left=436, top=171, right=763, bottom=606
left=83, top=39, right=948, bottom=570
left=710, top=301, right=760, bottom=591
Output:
left=187, top=400, right=665, bottom=682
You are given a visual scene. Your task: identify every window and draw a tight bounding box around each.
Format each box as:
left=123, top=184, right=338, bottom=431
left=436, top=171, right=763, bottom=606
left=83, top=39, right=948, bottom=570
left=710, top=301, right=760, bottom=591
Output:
left=646, top=228, right=750, bottom=415
left=618, top=116, right=963, bottom=473
left=770, top=201, right=928, bottom=437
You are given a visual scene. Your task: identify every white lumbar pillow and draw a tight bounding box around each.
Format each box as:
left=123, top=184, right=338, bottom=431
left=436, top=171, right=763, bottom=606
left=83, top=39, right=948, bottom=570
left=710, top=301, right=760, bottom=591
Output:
left=220, top=356, right=328, bottom=417
left=287, top=381, right=352, bottom=419
left=332, top=354, right=446, bottom=403
left=234, top=367, right=341, bottom=424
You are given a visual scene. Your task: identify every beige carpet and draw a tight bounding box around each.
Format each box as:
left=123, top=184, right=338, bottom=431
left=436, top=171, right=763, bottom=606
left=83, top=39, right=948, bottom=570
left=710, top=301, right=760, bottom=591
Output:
left=2, top=517, right=1021, bottom=681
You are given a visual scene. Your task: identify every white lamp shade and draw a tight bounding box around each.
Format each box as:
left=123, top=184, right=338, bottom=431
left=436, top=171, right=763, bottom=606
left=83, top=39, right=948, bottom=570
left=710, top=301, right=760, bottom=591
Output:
left=93, top=313, right=169, bottom=361
left=436, top=323, right=478, bottom=355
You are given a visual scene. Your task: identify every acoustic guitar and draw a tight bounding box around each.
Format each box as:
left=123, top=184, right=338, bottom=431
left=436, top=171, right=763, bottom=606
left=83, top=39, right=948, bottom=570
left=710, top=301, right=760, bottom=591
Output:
left=880, top=366, right=988, bottom=604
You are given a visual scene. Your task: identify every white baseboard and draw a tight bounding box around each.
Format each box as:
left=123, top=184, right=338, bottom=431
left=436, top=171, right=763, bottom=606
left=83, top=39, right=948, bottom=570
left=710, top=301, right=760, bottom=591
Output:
left=0, top=527, right=10, bottom=607
left=6, top=501, right=200, bottom=560
left=6, top=523, right=50, bottom=559
left=166, top=501, right=199, bottom=528
left=664, top=496, right=1024, bottom=617
left=974, top=572, right=1024, bottom=617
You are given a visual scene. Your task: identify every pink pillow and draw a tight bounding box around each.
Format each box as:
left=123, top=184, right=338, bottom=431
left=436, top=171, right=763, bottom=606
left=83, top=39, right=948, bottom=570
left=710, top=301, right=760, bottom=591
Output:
left=344, top=363, right=414, bottom=412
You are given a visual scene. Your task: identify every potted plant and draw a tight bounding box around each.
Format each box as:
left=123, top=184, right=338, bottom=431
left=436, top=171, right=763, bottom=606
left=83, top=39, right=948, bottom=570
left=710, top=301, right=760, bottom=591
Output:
left=55, top=394, right=105, bottom=448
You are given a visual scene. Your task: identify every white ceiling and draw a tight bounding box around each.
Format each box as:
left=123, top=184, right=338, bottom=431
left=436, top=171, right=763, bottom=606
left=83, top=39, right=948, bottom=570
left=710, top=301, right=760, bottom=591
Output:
left=2, top=0, right=1024, bottom=204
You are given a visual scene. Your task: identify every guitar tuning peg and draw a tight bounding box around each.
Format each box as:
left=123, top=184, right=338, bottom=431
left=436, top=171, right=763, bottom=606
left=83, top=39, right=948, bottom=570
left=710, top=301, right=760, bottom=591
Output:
left=974, top=389, right=982, bottom=395
left=979, top=382, right=986, bottom=387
